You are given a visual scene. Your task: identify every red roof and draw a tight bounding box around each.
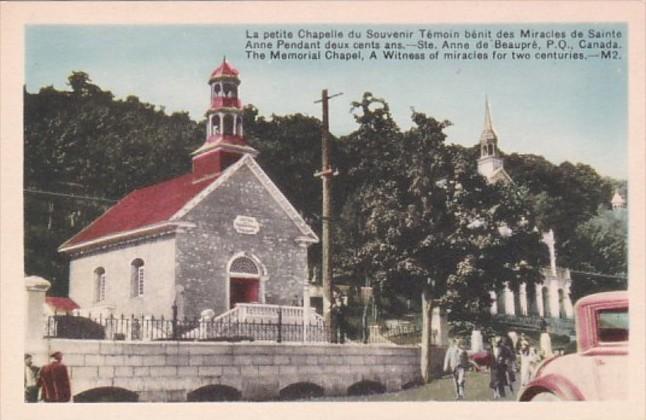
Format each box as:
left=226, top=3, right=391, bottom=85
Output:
left=46, top=297, right=80, bottom=312
left=210, top=59, right=239, bottom=79
left=63, top=173, right=215, bottom=248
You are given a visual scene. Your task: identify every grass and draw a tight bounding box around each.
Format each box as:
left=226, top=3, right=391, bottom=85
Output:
left=311, top=371, right=518, bottom=402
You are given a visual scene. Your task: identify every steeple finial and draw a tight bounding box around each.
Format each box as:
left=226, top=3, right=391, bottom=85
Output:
left=484, top=95, right=494, bottom=131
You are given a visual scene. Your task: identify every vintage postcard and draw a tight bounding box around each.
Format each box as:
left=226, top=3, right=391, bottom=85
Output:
left=1, top=2, right=644, bottom=420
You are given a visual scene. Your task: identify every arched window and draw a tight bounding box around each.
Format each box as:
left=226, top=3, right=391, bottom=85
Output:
left=229, top=256, right=259, bottom=276
left=213, top=83, right=221, bottom=97
left=211, top=115, right=221, bottom=135
left=131, top=259, right=144, bottom=297
left=94, top=267, right=106, bottom=303
left=542, top=286, right=550, bottom=317
left=235, top=116, right=243, bottom=136
left=223, top=114, right=234, bottom=136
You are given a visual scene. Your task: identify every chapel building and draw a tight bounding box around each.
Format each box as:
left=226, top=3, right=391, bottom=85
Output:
left=59, top=59, right=319, bottom=320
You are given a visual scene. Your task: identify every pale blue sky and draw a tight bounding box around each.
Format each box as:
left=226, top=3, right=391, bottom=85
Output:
left=25, top=24, right=627, bottom=178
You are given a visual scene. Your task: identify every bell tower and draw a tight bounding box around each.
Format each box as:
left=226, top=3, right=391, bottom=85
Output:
left=192, top=58, right=257, bottom=181
left=477, top=97, right=505, bottom=181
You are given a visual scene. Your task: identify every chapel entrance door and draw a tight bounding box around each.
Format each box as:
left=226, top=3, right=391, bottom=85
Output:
left=229, top=277, right=260, bottom=308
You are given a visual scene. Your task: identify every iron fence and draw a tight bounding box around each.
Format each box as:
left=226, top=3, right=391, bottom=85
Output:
left=44, top=312, right=334, bottom=343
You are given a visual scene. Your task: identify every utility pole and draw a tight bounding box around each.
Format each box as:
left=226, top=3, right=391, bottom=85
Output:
left=314, top=89, right=342, bottom=342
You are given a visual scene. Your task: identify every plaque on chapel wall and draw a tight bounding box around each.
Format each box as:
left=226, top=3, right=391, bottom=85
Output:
left=233, top=215, right=260, bottom=235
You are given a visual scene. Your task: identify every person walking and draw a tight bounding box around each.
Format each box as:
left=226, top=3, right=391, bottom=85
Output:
left=444, top=339, right=478, bottom=400
left=489, top=337, right=509, bottom=399
left=38, top=352, right=71, bottom=402
left=519, top=342, right=538, bottom=388
left=24, top=354, right=40, bottom=402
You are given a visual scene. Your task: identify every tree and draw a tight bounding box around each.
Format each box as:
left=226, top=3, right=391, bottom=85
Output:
left=339, top=94, right=545, bottom=382
left=568, top=208, right=628, bottom=300
left=24, top=73, right=203, bottom=294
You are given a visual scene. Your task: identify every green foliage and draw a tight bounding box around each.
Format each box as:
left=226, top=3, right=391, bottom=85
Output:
left=335, top=94, right=546, bottom=321
left=24, top=73, right=203, bottom=295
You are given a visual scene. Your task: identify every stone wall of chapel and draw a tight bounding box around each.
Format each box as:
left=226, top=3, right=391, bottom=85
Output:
left=176, top=165, right=308, bottom=319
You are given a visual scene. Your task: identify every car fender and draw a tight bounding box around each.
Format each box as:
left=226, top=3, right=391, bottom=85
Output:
left=518, top=374, right=586, bottom=401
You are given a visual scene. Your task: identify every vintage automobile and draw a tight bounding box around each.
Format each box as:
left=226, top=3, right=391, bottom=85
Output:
left=518, top=290, right=628, bottom=401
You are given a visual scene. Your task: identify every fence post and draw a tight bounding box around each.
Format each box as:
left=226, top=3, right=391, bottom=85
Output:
left=277, top=306, right=282, bottom=343
left=172, top=301, right=178, bottom=340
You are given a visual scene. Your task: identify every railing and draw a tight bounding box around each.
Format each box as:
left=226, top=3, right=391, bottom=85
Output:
left=44, top=312, right=331, bottom=343
left=213, top=303, right=325, bottom=327
left=494, top=314, right=575, bottom=335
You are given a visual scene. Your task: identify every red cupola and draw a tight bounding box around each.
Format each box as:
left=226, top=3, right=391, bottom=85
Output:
left=192, top=57, right=257, bottom=181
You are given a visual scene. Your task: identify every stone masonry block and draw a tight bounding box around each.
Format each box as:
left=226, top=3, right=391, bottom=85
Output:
left=147, top=355, right=166, bottom=366
left=84, top=354, right=104, bottom=366
left=233, top=345, right=279, bottom=355
left=344, top=355, right=364, bottom=365
left=129, top=344, right=167, bottom=355
left=98, top=342, right=125, bottom=355
left=198, top=366, right=223, bottom=376
left=103, top=355, right=125, bottom=366
left=278, top=366, right=297, bottom=375
left=134, top=366, right=150, bottom=376
left=305, top=356, right=318, bottom=365
left=273, top=355, right=290, bottom=365
left=166, top=354, right=190, bottom=366
left=233, top=355, right=254, bottom=365
left=50, top=339, right=100, bottom=354
left=178, top=366, right=198, bottom=376
left=150, top=366, right=177, bottom=377
left=62, top=353, right=86, bottom=366
left=187, top=344, right=233, bottom=355
left=203, top=354, right=234, bottom=365
left=189, top=355, right=204, bottom=366
left=114, top=366, right=134, bottom=377
left=258, top=365, right=279, bottom=377
left=222, top=366, right=240, bottom=376
left=289, top=355, right=307, bottom=364
left=298, top=365, right=322, bottom=375
left=241, top=366, right=259, bottom=377
left=71, top=366, right=98, bottom=379
left=98, top=366, right=115, bottom=378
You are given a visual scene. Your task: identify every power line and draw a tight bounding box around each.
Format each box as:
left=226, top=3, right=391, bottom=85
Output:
left=569, top=270, right=627, bottom=280
left=24, top=189, right=117, bottom=204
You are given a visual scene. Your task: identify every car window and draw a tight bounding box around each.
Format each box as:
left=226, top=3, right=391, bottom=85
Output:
left=597, top=308, right=629, bottom=343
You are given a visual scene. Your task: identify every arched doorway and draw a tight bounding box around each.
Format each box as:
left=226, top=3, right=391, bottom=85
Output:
left=558, top=289, right=566, bottom=319
left=228, top=255, right=263, bottom=309
left=542, top=286, right=550, bottom=318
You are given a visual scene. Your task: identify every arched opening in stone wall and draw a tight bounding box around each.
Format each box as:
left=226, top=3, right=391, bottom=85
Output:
left=279, top=382, right=324, bottom=400
left=558, top=289, right=566, bottom=319
left=527, top=285, right=538, bottom=316
left=186, top=385, right=241, bottom=402
left=542, top=286, right=551, bottom=317
left=347, top=380, right=386, bottom=396
left=73, top=387, right=139, bottom=402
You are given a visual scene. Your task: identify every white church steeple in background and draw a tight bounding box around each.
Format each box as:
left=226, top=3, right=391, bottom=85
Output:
left=477, top=97, right=511, bottom=184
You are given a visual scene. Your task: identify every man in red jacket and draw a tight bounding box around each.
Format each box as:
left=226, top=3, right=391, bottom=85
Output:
left=38, top=352, right=71, bottom=402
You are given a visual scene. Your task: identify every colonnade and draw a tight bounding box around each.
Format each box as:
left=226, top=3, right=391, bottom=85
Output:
left=489, top=268, right=574, bottom=319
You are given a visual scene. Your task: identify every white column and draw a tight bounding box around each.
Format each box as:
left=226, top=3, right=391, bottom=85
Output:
left=536, top=284, right=545, bottom=318
left=504, top=284, right=515, bottom=316
left=542, top=229, right=558, bottom=276
left=25, top=276, right=51, bottom=366
left=489, top=291, right=498, bottom=315
left=432, top=307, right=448, bottom=346
left=564, top=276, right=574, bottom=319
left=549, top=279, right=560, bottom=318
left=471, top=329, right=483, bottom=353
left=519, top=283, right=528, bottom=316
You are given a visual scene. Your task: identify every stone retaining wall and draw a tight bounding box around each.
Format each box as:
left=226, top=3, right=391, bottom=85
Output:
left=46, top=339, right=428, bottom=401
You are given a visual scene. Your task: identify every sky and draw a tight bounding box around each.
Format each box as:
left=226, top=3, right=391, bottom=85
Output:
left=25, top=24, right=628, bottom=179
